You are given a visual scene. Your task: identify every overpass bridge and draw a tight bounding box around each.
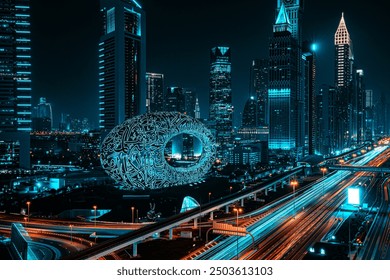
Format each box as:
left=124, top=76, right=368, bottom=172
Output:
left=328, top=165, right=390, bottom=174
left=62, top=166, right=304, bottom=260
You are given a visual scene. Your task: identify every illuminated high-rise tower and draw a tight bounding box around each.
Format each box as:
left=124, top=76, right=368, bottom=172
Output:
left=276, top=0, right=304, bottom=43
left=146, top=73, right=164, bottom=113
left=209, top=46, right=233, bottom=158
left=268, top=3, right=299, bottom=150
left=0, top=0, right=32, bottom=132
left=250, top=59, right=268, bottom=126
left=333, top=12, right=354, bottom=151
left=273, top=1, right=305, bottom=157
left=98, top=0, right=146, bottom=131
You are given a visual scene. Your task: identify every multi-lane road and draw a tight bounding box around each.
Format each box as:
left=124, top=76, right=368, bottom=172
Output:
left=191, top=145, right=389, bottom=260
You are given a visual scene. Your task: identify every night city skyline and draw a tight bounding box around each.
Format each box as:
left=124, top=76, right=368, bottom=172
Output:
left=2, top=0, right=390, bottom=263
left=29, top=0, right=389, bottom=127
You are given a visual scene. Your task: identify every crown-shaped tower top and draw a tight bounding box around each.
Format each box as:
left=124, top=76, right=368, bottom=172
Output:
left=335, top=12, right=351, bottom=45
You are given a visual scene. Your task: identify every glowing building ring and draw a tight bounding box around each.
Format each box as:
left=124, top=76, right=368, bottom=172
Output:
left=100, top=112, right=216, bottom=190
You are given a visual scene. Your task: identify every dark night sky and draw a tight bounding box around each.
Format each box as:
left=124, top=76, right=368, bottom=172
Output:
left=30, top=0, right=389, bottom=128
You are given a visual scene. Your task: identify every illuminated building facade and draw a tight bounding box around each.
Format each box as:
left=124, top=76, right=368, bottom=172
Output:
left=352, top=69, right=366, bottom=145
left=302, top=41, right=317, bottom=155
left=98, top=0, right=146, bottom=131
left=209, top=46, right=234, bottom=158
left=242, top=97, right=258, bottom=128
left=250, top=59, right=269, bottom=126
left=165, top=87, right=185, bottom=113
left=32, top=97, right=53, bottom=132
left=100, top=112, right=216, bottom=190
left=0, top=0, right=32, bottom=132
left=268, top=3, right=299, bottom=150
left=333, top=12, right=354, bottom=151
left=146, top=72, right=164, bottom=113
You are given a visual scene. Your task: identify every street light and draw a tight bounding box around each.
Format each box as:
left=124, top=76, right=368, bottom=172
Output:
left=136, top=209, right=139, bottom=223
left=69, top=224, right=73, bottom=243
left=229, top=186, right=232, bottom=194
left=290, top=179, right=298, bottom=219
left=320, top=167, right=327, bottom=196
left=131, top=207, right=135, bottom=224
left=26, top=201, right=31, bottom=223
left=208, top=192, right=211, bottom=203
left=93, top=205, right=97, bottom=228
left=233, top=207, right=243, bottom=260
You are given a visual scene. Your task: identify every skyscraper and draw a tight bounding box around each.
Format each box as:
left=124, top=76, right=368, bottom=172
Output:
left=302, top=41, right=317, bottom=155
left=184, top=88, right=196, bottom=118
left=333, top=12, right=354, bottom=151
left=146, top=72, right=164, bottom=113
left=276, top=0, right=304, bottom=43
left=209, top=46, right=233, bottom=158
left=268, top=3, right=299, bottom=150
left=98, top=0, right=146, bottom=131
left=242, top=97, right=258, bottom=128
left=0, top=0, right=32, bottom=169
left=249, top=59, right=268, bottom=126
left=0, top=0, right=32, bottom=132
left=165, top=87, right=185, bottom=113
left=32, top=97, right=53, bottom=132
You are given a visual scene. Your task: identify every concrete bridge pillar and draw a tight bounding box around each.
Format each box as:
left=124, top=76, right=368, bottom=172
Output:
left=209, top=211, right=214, bottom=220
left=265, top=188, right=268, bottom=196
left=169, top=228, right=173, bottom=240
left=253, top=193, right=257, bottom=201
left=193, top=218, right=198, bottom=229
left=273, top=184, right=276, bottom=192
left=225, top=205, right=229, bottom=213
left=132, top=242, right=138, bottom=257
left=240, top=198, right=244, bottom=207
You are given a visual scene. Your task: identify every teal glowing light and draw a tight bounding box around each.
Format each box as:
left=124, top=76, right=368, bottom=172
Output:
left=311, top=43, right=318, bottom=52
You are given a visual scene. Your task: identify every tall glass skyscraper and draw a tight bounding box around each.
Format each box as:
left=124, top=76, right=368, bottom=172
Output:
left=268, top=3, right=299, bottom=150
left=209, top=46, right=233, bottom=157
left=249, top=59, right=268, bottom=126
left=146, top=72, right=164, bottom=113
left=0, top=0, right=32, bottom=132
left=98, top=0, right=146, bottom=131
left=334, top=12, right=354, bottom=151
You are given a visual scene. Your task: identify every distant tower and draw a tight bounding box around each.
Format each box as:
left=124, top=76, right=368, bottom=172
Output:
left=165, top=87, right=185, bottom=113
left=98, top=0, right=146, bottom=131
left=209, top=46, right=234, bottom=158
left=268, top=3, right=299, bottom=150
left=242, top=97, right=258, bottom=128
left=32, top=97, right=53, bottom=132
left=302, top=42, right=317, bottom=155
left=250, top=59, right=268, bottom=126
left=0, top=0, right=32, bottom=132
left=184, top=89, right=196, bottom=118
left=333, top=12, right=354, bottom=151
left=195, top=97, right=200, bottom=119
left=146, top=73, right=164, bottom=113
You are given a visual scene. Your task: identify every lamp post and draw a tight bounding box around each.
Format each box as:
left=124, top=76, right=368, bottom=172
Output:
left=131, top=207, right=135, bottom=224
left=233, top=207, right=243, bottom=260
left=229, top=186, right=232, bottom=194
left=136, top=209, right=139, bottom=223
left=290, top=179, right=298, bottom=219
left=93, top=205, right=97, bottom=228
left=208, top=192, right=211, bottom=203
left=320, top=167, right=327, bottom=196
left=69, top=224, right=73, bottom=243
left=26, top=201, right=31, bottom=223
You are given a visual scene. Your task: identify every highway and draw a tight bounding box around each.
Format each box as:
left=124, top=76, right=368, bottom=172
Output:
left=191, top=145, right=389, bottom=260
left=61, top=167, right=304, bottom=259
left=356, top=176, right=390, bottom=260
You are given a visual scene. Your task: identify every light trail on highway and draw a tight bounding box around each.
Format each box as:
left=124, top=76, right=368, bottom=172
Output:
left=193, top=145, right=389, bottom=260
